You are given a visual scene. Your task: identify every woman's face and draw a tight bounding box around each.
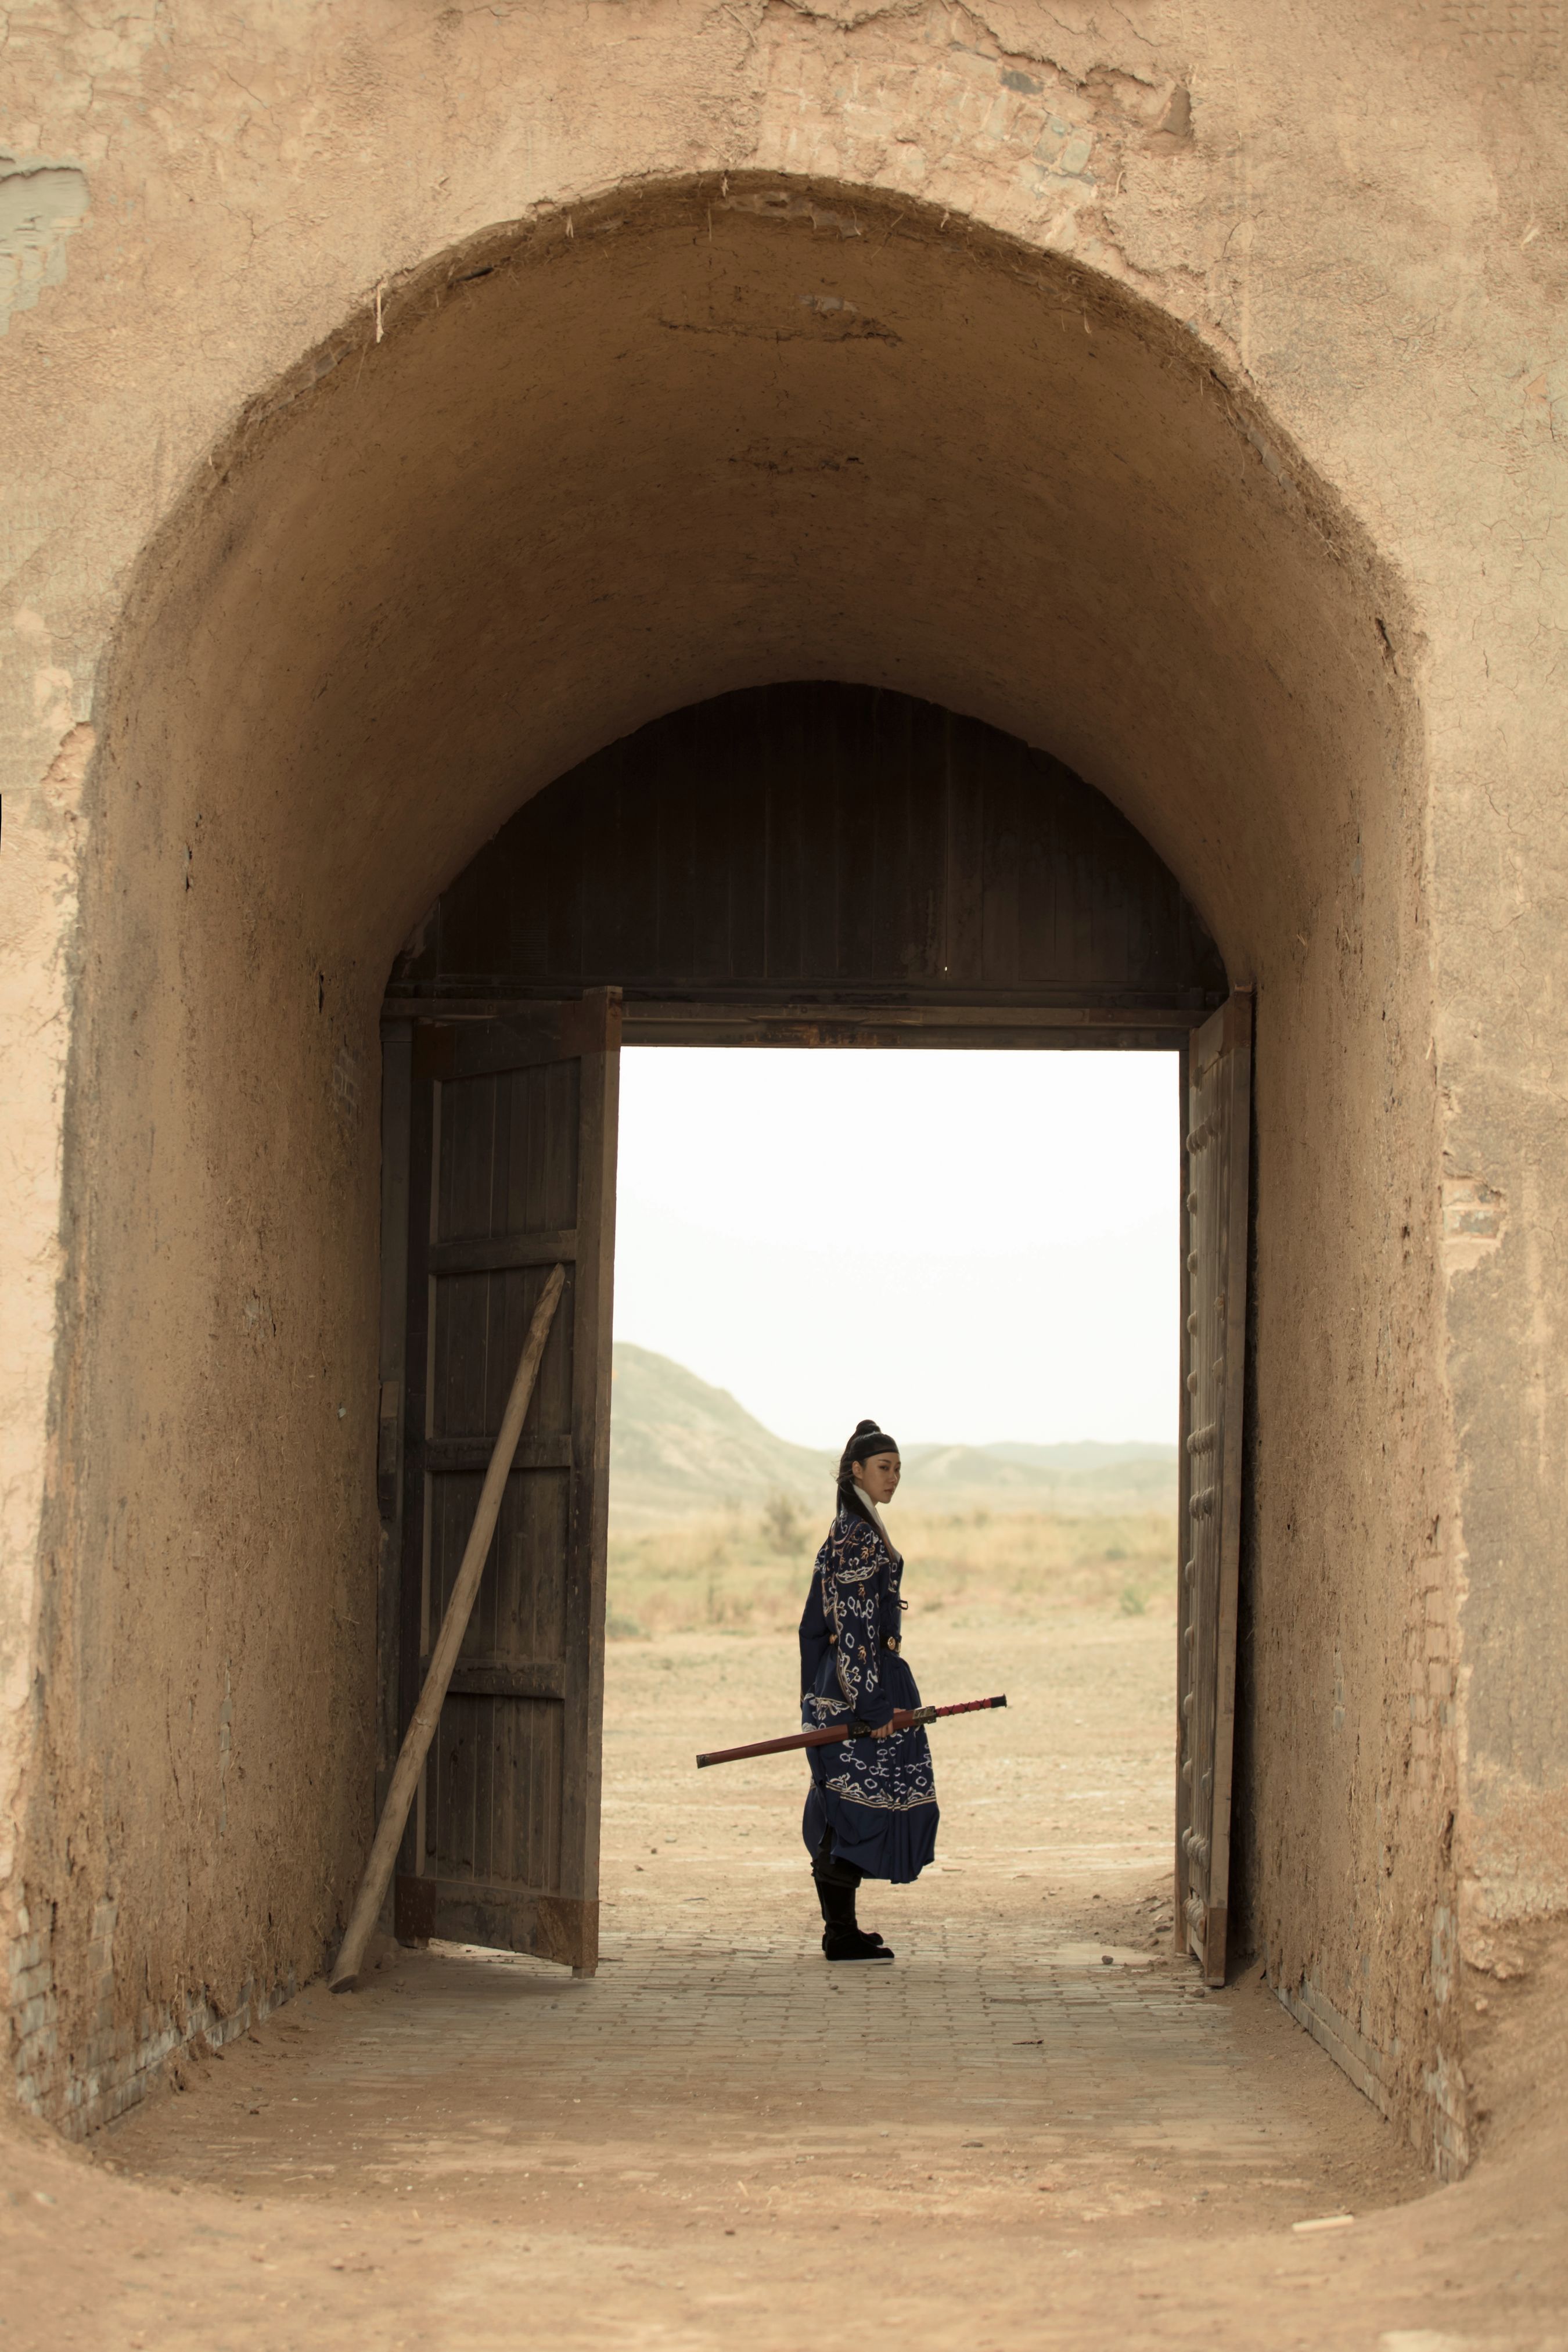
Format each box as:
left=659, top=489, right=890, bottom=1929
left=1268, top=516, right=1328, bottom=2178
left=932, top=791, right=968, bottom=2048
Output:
left=853, top=1450, right=901, bottom=1505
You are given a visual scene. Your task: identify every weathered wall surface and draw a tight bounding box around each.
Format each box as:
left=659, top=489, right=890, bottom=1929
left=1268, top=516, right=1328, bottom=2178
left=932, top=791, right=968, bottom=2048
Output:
left=0, top=0, right=1562, bottom=2177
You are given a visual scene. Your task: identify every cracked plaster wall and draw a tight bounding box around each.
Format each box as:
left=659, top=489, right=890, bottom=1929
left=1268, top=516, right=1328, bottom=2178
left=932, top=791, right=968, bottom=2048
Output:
left=0, top=0, right=1563, bottom=2177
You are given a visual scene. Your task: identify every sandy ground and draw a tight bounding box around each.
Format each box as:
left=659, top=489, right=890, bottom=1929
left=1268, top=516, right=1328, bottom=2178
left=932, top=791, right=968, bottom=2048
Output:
left=2, top=1606, right=1565, bottom=2349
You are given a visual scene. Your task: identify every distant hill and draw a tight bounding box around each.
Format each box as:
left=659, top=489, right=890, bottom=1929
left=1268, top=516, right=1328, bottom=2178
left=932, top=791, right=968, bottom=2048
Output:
left=609, top=1346, right=833, bottom=1526
left=966, top=1439, right=1175, bottom=1470
left=900, top=1440, right=1177, bottom=1510
left=609, top=1345, right=1176, bottom=1527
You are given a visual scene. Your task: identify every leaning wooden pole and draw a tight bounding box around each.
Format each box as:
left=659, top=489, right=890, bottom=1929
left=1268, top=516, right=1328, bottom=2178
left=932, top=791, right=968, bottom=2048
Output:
left=330, top=1264, right=567, bottom=1991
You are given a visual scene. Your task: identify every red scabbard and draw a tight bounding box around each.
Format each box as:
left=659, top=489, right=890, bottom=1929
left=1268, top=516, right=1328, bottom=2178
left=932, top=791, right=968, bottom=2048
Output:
left=695, top=1693, right=1006, bottom=1770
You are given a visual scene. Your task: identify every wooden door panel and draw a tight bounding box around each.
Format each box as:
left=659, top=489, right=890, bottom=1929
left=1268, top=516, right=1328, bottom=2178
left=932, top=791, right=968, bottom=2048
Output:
left=427, top=1692, right=564, bottom=1886
left=436, top=1061, right=580, bottom=1243
left=423, top=1463, right=571, bottom=1668
left=393, top=993, right=618, bottom=1974
left=1176, top=989, right=1251, bottom=1987
left=487, top=1462, right=571, bottom=1665
left=429, top=1267, right=576, bottom=1446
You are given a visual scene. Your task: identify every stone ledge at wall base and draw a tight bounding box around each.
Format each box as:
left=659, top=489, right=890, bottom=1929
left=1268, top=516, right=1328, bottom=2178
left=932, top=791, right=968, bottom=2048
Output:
left=1273, top=1967, right=1470, bottom=2184
left=8, top=1898, right=299, bottom=2141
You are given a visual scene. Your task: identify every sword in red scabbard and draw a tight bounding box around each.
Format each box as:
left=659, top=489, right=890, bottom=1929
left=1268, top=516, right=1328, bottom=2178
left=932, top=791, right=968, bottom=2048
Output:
left=695, top=1693, right=1006, bottom=1770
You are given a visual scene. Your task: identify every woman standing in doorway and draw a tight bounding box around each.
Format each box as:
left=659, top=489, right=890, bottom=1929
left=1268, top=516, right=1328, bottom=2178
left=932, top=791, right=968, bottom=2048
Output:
left=799, top=1420, right=939, bottom=1961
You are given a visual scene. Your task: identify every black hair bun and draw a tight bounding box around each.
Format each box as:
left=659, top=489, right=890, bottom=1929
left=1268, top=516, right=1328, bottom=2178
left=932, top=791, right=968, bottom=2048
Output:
left=837, top=1420, right=900, bottom=1481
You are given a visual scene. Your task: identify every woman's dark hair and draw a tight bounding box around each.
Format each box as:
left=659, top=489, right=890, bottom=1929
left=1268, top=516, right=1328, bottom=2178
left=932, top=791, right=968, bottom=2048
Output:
left=836, top=1419, right=900, bottom=1524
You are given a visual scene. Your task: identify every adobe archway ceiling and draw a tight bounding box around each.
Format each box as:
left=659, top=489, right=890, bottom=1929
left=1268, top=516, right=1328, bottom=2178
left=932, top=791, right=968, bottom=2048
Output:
left=116, top=177, right=1403, bottom=977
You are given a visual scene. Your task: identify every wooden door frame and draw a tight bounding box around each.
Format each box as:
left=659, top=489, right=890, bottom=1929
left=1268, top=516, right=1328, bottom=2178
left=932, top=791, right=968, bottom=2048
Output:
left=1174, top=990, right=1253, bottom=1984
left=383, top=993, right=1200, bottom=1052
left=376, top=984, right=1249, bottom=1973
left=377, top=1020, right=413, bottom=1825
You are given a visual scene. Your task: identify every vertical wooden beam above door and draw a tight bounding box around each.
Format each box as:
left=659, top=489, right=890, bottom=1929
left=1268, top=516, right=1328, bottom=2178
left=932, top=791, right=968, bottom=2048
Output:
left=1177, top=988, right=1253, bottom=1987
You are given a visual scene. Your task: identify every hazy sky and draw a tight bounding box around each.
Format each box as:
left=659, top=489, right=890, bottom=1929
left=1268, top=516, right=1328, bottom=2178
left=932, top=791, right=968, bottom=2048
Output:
left=612, top=1048, right=1179, bottom=1450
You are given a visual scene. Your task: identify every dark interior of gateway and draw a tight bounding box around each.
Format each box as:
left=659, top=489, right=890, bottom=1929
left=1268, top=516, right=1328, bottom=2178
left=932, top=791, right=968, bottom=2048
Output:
left=389, top=681, right=1228, bottom=1040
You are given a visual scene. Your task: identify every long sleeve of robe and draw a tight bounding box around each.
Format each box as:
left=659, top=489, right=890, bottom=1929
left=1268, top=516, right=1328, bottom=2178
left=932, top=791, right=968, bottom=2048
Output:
left=811, top=1516, right=897, bottom=1728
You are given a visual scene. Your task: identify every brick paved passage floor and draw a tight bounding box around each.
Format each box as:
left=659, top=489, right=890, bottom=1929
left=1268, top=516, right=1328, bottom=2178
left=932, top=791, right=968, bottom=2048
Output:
left=9, top=1613, right=1561, bottom=2350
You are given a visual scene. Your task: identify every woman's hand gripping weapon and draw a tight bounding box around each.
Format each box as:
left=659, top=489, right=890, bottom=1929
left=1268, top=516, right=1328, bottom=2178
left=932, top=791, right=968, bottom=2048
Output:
left=695, top=1693, right=1006, bottom=1769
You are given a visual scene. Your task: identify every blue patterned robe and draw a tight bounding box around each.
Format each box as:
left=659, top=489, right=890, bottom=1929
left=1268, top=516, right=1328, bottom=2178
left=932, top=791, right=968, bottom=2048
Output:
left=799, top=1507, right=939, bottom=1884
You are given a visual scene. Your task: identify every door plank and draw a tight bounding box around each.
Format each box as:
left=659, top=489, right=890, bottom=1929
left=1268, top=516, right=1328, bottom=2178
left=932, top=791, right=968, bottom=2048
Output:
left=1177, top=990, right=1252, bottom=1987
left=429, top=1660, right=566, bottom=1701
left=377, top=1023, right=413, bottom=1825
left=394, top=1877, right=594, bottom=1969
left=559, top=992, right=618, bottom=1972
left=395, top=1052, right=438, bottom=1887
left=427, top=1232, right=578, bottom=1276
left=1173, top=1034, right=1192, bottom=1957
left=422, top=1436, right=573, bottom=1473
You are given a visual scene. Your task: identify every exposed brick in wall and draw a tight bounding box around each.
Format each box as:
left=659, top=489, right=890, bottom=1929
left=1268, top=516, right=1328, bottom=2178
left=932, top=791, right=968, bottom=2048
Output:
left=8, top=1896, right=296, bottom=2139
left=1274, top=1934, right=1470, bottom=2185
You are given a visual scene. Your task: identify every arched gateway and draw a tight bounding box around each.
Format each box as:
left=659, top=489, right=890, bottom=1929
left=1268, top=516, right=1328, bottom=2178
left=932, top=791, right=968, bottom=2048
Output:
left=21, top=177, right=1455, bottom=2168
left=378, top=682, right=1244, bottom=1980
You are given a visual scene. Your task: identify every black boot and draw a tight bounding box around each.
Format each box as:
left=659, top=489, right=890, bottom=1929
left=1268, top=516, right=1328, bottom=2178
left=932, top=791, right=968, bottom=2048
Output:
left=814, top=1865, right=894, bottom=1962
